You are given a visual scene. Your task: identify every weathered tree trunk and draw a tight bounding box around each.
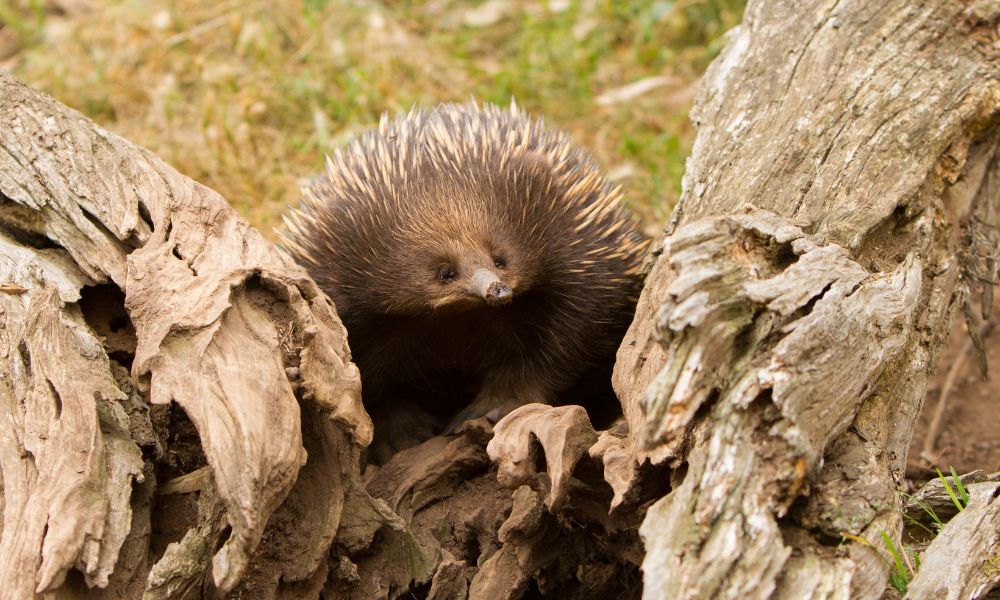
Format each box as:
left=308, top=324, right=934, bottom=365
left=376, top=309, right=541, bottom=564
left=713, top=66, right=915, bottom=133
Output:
left=1, top=0, right=999, bottom=598
left=613, top=0, right=1000, bottom=597
left=0, top=69, right=372, bottom=598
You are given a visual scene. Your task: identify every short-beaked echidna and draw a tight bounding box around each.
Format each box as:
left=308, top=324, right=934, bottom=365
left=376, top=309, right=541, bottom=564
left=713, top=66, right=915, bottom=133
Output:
left=281, top=101, right=646, bottom=461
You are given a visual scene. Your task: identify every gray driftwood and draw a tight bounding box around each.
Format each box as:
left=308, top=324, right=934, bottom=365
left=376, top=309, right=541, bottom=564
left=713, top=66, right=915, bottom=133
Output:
left=612, top=0, right=1000, bottom=597
left=2, top=0, right=1000, bottom=597
left=904, top=475, right=1000, bottom=600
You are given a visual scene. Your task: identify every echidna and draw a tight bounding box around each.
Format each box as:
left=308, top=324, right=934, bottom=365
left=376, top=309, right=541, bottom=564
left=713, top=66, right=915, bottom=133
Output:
left=281, top=101, right=646, bottom=462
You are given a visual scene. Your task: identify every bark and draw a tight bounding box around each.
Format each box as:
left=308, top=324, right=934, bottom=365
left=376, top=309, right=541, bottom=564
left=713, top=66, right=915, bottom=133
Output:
left=0, top=68, right=370, bottom=598
left=1, top=0, right=1000, bottom=598
left=903, top=472, right=1000, bottom=599
left=613, top=0, right=1000, bottom=598
left=906, top=482, right=1000, bottom=599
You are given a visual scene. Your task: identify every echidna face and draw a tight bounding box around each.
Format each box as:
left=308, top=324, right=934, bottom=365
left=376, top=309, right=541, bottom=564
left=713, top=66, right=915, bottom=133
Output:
left=413, top=236, right=528, bottom=314
left=280, top=101, right=647, bottom=324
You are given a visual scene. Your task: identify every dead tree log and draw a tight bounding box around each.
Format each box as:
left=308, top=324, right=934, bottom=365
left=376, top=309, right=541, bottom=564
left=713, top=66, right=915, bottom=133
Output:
left=0, top=68, right=371, bottom=598
left=614, top=0, right=1000, bottom=598
left=1, top=0, right=1000, bottom=598
left=904, top=472, right=1000, bottom=599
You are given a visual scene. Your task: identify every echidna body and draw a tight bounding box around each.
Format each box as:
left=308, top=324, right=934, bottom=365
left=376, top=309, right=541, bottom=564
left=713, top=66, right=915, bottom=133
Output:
left=282, top=102, right=646, bottom=458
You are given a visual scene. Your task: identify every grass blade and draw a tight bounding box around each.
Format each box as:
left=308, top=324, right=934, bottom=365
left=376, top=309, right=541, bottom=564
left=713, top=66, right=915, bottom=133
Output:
left=880, top=530, right=909, bottom=594
left=937, top=467, right=965, bottom=512
left=950, top=466, right=969, bottom=507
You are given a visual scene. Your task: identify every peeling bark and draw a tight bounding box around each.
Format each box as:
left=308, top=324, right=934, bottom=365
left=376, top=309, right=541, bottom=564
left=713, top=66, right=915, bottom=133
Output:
left=0, top=69, right=369, bottom=598
left=904, top=473, right=1000, bottom=600
left=614, top=0, right=1000, bottom=598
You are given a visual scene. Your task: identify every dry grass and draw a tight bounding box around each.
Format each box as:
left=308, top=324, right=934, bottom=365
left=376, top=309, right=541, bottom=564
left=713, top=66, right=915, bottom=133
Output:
left=3, top=0, right=744, bottom=237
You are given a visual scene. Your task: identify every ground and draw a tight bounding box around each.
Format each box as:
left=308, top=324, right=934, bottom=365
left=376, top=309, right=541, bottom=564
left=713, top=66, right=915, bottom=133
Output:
left=1, top=0, right=742, bottom=233
left=910, top=299, right=1000, bottom=481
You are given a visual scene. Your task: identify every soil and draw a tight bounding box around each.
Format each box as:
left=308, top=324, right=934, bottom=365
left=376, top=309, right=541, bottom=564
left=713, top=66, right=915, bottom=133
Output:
left=908, top=300, right=1000, bottom=483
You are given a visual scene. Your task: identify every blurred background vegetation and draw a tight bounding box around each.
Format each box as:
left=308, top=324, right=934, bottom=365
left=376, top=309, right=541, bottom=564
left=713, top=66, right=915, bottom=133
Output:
left=1, top=0, right=744, bottom=237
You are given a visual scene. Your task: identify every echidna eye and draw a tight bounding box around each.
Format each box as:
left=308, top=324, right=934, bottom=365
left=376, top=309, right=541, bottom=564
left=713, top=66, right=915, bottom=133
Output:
left=438, top=265, right=458, bottom=283
left=493, top=257, right=506, bottom=269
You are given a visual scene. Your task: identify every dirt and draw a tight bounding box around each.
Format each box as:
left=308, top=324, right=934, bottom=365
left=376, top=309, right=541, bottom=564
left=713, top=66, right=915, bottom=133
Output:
left=909, top=301, right=1000, bottom=482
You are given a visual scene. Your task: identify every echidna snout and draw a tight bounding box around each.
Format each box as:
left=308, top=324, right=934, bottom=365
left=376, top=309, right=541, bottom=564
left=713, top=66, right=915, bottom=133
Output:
left=470, top=268, right=512, bottom=306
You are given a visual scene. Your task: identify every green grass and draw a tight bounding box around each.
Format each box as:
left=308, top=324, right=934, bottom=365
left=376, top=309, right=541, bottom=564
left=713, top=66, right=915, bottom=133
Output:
left=902, top=493, right=943, bottom=535
left=937, top=466, right=969, bottom=512
left=3, top=0, right=744, bottom=236
left=880, top=530, right=920, bottom=595
left=880, top=466, right=972, bottom=595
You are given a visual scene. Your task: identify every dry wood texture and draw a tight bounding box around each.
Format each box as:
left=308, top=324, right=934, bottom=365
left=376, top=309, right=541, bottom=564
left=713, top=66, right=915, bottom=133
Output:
left=2, top=0, right=1000, bottom=598
left=614, top=0, right=1000, bottom=597
left=0, top=68, right=371, bottom=597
